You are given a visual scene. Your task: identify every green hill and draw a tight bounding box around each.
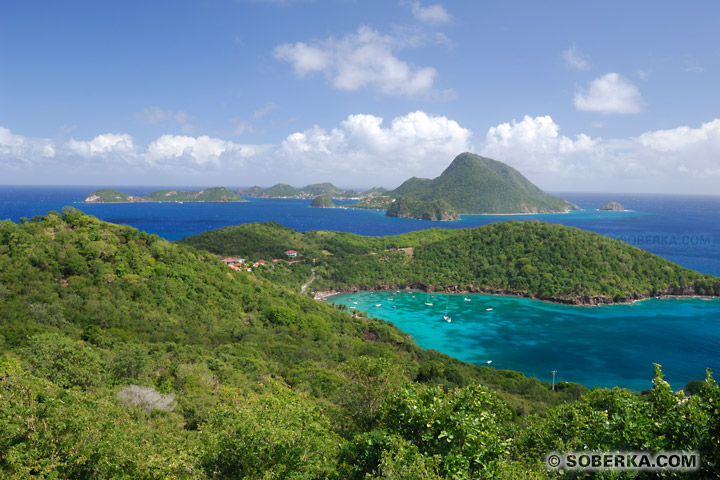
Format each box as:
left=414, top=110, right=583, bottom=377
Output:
left=386, top=197, right=459, bottom=221
left=261, top=183, right=303, bottom=197
left=309, top=195, right=338, bottom=208
left=142, top=187, right=244, bottom=202
left=236, top=185, right=265, bottom=197
left=84, top=187, right=245, bottom=203
left=390, top=152, right=578, bottom=215
left=302, top=182, right=345, bottom=197
left=180, top=220, right=720, bottom=304
left=83, top=189, right=145, bottom=203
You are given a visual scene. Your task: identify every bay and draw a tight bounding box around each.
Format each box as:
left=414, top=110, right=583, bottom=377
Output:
left=327, top=291, right=720, bottom=392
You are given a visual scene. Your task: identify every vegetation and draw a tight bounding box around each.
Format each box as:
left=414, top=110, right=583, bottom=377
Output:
left=143, top=187, right=243, bottom=202
left=310, top=195, right=338, bottom=208
left=386, top=197, right=459, bottom=221
left=238, top=183, right=388, bottom=200
left=2, top=210, right=719, bottom=478
left=179, top=220, right=720, bottom=304
left=83, top=189, right=144, bottom=203
left=84, top=187, right=245, bottom=203
left=388, top=152, right=578, bottom=215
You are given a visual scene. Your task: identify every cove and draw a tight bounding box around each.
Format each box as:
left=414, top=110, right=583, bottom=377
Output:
left=326, top=291, right=720, bottom=392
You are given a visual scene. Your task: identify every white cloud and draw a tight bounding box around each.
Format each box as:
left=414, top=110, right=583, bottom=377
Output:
left=482, top=115, right=601, bottom=175
left=410, top=2, right=451, bottom=25
left=481, top=115, right=720, bottom=193
left=0, top=127, right=55, bottom=168
left=562, top=45, right=590, bottom=71
left=574, top=73, right=644, bottom=114
left=145, top=134, right=268, bottom=169
left=66, top=133, right=137, bottom=159
left=275, top=111, right=472, bottom=183
left=274, top=26, right=439, bottom=97
left=3, top=114, right=719, bottom=193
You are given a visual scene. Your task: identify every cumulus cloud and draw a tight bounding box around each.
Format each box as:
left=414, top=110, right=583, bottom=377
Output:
left=481, top=115, right=720, bottom=192
left=0, top=127, right=55, bottom=168
left=275, top=111, right=472, bottom=182
left=574, top=73, right=643, bottom=114
left=410, top=2, right=451, bottom=25
left=3, top=113, right=719, bottom=192
left=274, top=26, right=440, bottom=97
left=145, top=134, right=270, bottom=169
left=66, top=134, right=137, bottom=160
left=482, top=115, right=601, bottom=175
left=562, top=45, right=590, bottom=71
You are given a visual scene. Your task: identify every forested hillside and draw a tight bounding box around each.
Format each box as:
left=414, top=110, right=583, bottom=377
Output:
left=2, top=210, right=720, bottom=478
left=179, top=220, right=720, bottom=304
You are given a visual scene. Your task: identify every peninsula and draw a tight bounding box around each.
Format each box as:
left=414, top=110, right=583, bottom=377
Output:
left=83, top=187, right=245, bottom=203
left=178, top=220, right=720, bottom=306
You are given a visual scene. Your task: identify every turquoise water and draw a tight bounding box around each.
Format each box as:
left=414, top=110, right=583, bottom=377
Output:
left=327, top=291, right=720, bottom=392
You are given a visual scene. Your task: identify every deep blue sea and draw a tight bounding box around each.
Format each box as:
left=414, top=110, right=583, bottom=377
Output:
left=1, top=185, right=719, bottom=391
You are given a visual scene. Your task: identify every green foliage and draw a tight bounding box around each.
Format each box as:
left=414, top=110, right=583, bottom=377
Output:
left=390, top=152, right=577, bottom=214
left=85, top=187, right=245, bottom=203
left=309, top=195, right=338, bottom=208
left=381, top=383, right=512, bottom=478
left=2, top=210, right=718, bottom=478
left=386, top=197, right=459, bottom=221
left=202, top=380, right=341, bottom=479
left=180, top=219, right=720, bottom=303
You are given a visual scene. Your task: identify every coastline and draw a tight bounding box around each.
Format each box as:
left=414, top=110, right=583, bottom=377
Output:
left=314, top=285, right=720, bottom=307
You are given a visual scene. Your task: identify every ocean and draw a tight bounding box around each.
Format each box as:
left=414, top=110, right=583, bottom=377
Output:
left=1, top=186, right=719, bottom=390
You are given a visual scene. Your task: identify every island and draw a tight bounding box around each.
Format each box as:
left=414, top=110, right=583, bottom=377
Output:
left=600, top=201, right=625, bottom=211
left=385, top=197, right=459, bottom=221
left=237, top=182, right=369, bottom=199
left=309, top=195, right=338, bottom=208
left=346, top=152, right=579, bottom=220
left=83, top=187, right=245, bottom=203
left=82, top=189, right=145, bottom=203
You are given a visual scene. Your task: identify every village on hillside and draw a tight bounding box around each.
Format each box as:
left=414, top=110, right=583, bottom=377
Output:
left=220, top=249, right=301, bottom=272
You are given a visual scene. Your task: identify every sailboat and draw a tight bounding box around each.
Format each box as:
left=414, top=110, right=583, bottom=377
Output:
left=424, top=292, right=433, bottom=306
left=443, top=298, right=451, bottom=322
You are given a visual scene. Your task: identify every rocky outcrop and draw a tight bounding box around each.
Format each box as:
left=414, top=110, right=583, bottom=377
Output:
left=600, top=202, right=624, bottom=211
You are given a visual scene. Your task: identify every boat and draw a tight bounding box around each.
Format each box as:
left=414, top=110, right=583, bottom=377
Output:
left=424, top=293, right=433, bottom=306
left=486, top=308, right=493, bottom=311
left=375, top=304, right=381, bottom=307
left=464, top=297, right=471, bottom=302
left=486, top=360, right=492, bottom=364
left=443, top=298, right=451, bottom=322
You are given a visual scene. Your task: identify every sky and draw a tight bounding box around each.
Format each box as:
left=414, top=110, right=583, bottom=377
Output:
left=1, top=0, right=719, bottom=193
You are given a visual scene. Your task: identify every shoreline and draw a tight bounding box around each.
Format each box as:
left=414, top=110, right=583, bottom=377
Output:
left=314, top=285, right=719, bottom=307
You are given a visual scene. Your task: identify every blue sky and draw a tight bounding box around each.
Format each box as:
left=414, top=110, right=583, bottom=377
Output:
left=1, top=0, right=718, bottom=193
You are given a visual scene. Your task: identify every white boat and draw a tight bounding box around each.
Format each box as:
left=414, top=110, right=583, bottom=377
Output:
left=486, top=308, right=493, bottom=311
left=424, top=293, right=433, bottom=306
left=464, top=297, right=471, bottom=302
left=443, top=298, right=451, bottom=322
left=375, top=304, right=381, bottom=307
left=486, top=360, right=492, bottom=364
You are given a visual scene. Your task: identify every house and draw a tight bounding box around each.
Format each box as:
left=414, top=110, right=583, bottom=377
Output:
left=221, top=258, right=237, bottom=264
left=285, top=250, right=298, bottom=258
left=257, top=259, right=267, bottom=265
